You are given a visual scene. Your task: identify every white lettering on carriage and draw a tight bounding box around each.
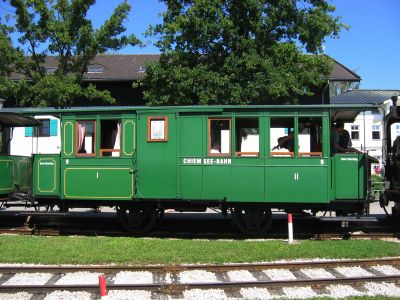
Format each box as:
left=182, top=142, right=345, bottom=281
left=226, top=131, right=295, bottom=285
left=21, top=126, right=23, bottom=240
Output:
left=39, top=161, right=54, bottom=166
left=182, top=158, right=232, bottom=165
left=340, top=158, right=358, bottom=161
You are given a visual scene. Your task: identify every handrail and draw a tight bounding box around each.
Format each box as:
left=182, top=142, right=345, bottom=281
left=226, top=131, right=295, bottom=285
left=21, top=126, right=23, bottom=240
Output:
left=270, top=152, right=294, bottom=157
left=235, top=152, right=259, bottom=157
left=298, top=152, right=323, bottom=157
left=100, top=149, right=121, bottom=157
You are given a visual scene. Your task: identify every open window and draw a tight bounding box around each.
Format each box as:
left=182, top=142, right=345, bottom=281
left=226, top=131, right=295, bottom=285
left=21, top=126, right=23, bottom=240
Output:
left=148, top=116, right=168, bottom=142
left=0, top=125, right=5, bottom=154
left=298, top=117, right=323, bottom=157
left=100, top=120, right=121, bottom=157
left=76, top=121, right=96, bottom=156
left=208, top=118, right=231, bottom=156
left=235, top=118, right=259, bottom=157
left=270, top=117, right=294, bottom=157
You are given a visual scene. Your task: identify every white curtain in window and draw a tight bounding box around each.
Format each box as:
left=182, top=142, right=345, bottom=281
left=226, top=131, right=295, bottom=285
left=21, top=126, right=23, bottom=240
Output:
left=77, top=123, right=86, bottom=152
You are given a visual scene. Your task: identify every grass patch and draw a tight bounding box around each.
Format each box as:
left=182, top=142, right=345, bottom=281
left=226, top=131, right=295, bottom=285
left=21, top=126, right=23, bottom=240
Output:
left=0, top=236, right=399, bottom=265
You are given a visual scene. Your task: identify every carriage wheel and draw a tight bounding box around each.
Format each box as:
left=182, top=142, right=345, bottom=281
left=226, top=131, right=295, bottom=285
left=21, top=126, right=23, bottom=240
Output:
left=117, top=206, right=159, bottom=234
left=232, top=206, right=272, bottom=236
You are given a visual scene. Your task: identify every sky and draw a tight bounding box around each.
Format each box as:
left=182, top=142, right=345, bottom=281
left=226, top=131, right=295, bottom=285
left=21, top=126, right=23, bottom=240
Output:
left=1, top=0, right=399, bottom=90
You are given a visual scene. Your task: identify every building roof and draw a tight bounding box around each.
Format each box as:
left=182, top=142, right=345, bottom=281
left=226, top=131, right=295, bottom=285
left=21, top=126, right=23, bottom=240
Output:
left=329, top=58, right=361, bottom=81
left=9, top=54, right=360, bottom=83
left=331, top=89, right=400, bottom=105
left=10, top=54, right=160, bottom=82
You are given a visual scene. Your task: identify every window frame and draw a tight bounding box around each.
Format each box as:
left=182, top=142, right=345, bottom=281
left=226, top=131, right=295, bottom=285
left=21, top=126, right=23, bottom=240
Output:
left=34, top=119, right=51, bottom=137
left=100, top=119, right=121, bottom=157
left=372, top=124, right=381, bottom=140
left=269, top=116, right=295, bottom=158
left=234, top=117, right=260, bottom=157
left=147, top=116, right=168, bottom=142
left=351, top=125, right=360, bottom=140
left=75, top=120, right=97, bottom=157
left=297, top=116, right=323, bottom=158
left=208, top=118, right=232, bottom=157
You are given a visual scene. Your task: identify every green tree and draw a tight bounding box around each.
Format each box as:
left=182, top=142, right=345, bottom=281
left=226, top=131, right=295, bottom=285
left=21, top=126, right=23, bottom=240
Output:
left=0, top=0, right=140, bottom=107
left=139, top=0, right=346, bottom=105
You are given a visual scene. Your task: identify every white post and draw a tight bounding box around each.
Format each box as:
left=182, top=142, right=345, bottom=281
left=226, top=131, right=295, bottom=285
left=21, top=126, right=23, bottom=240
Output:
left=288, top=213, right=294, bottom=244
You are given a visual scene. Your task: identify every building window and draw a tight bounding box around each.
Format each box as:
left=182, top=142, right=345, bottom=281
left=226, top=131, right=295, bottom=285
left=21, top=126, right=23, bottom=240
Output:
left=25, top=119, right=58, bottom=137
left=76, top=120, right=96, bottom=156
left=87, top=65, right=104, bottom=73
left=208, top=118, right=231, bottom=156
left=148, top=116, right=168, bottom=142
left=372, top=125, right=381, bottom=140
left=235, top=118, right=259, bottom=157
left=351, top=125, right=359, bottom=140
left=0, top=126, right=4, bottom=154
left=395, top=124, right=400, bottom=138
left=36, top=119, right=50, bottom=137
left=46, top=67, right=57, bottom=74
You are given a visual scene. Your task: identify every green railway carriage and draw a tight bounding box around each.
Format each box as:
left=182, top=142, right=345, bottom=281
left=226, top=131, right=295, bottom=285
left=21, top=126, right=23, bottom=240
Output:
left=0, top=105, right=379, bottom=234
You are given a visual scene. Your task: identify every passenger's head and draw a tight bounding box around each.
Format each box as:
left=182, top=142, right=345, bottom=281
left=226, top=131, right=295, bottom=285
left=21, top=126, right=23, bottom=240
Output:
left=335, top=122, right=344, bottom=130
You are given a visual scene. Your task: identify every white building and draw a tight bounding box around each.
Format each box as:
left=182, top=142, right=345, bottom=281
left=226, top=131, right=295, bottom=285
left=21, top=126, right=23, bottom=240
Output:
left=8, top=114, right=61, bottom=156
left=331, top=89, right=400, bottom=173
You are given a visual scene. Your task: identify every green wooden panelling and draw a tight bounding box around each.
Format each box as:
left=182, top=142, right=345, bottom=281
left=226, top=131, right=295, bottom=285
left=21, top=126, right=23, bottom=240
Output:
left=266, top=162, right=328, bottom=203
left=0, top=156, right=32, bottom=195
left=63, top=167, right=134, bottom=200
left=334, top=154, right=365, bottom=199
left=33, top=155, right=60, bottom=196
left=122, top=119, right=136, bottom=157
left=136, top=113, right=177, bottom=198
left=0, top=159, right=14, bottom=194
left=62, top=120, right=74, bottom=157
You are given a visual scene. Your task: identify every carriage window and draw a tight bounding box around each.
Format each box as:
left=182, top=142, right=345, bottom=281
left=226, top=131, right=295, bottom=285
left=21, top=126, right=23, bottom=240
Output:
left=148, top=116, right=168, bottom=142
left=235, top=118, right=259, bottom=157
left=76, top=121, right=96, bottom=156
left=100, top=120, right=121, bottom=157
left=0, top=126, right=4, bottom=154
left=298, top=117, right=323, bottom=157
left=270, top=117, right=294, bottom=157
left=208, top=118, right=231, bottom=156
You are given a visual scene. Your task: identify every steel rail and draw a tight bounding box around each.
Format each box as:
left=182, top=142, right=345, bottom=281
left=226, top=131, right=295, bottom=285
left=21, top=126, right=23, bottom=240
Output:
left=0, top=274, right=399, bottom=293
left=0, top=257, right=399, bottom=274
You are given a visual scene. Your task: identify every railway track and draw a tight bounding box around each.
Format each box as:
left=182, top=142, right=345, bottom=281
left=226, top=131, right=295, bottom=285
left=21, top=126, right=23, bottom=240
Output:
left=0, top=211, right=399, bottom=240
left=0, top=258, right=400, bottom=298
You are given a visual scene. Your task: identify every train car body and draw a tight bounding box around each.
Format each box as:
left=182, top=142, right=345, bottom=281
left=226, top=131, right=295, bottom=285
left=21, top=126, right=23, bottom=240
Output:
left=1, top=105, right=378, bottom=234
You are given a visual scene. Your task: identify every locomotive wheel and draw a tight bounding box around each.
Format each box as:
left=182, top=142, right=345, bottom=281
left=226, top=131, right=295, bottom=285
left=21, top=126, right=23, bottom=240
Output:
left=232, top=206, right=272, bottom=236
left=117, top=206, right=159, bottom=234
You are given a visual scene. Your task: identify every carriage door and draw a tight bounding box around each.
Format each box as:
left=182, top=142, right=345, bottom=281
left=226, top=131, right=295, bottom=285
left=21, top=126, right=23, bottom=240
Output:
left=267, top=114, right=328, bottom=203
left=61, top=116, right=136, bottom=200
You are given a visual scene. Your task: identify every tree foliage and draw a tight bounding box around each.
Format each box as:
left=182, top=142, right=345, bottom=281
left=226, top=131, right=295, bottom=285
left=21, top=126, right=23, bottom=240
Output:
left=0, top=0, right=140, bottom=107
left=139, top=0, right=346, bottom=105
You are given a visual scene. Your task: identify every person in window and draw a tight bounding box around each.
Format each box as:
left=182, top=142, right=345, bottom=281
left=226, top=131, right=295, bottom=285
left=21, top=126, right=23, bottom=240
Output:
left=272, top=132, right=295, bottom=152
left=332, top=122, right=362, bottom=154
left=272, top=123, right=304, bottom=152
left=210, top=140, right=221, bottom=154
